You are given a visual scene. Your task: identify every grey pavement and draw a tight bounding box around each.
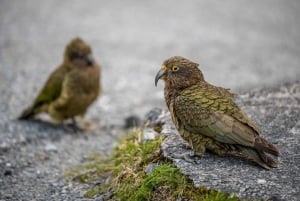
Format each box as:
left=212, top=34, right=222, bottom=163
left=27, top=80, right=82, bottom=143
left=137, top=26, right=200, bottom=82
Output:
left=0, top=0, right=299, bottom=200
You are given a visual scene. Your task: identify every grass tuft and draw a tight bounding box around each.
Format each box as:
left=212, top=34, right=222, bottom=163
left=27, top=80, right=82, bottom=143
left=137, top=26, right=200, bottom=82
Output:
left=66, top=130, right=241, bottom=201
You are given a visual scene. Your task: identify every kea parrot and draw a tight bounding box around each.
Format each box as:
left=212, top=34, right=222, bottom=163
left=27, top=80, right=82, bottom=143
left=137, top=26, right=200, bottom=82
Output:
left=19, top=37, right=101, bottom=129
left=155, top=56, right=279, bottom=169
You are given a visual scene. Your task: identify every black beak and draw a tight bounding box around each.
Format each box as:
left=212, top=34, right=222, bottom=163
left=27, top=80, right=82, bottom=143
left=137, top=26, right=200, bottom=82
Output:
left=155, top=69, right=166, bottom=86
left=86, top=54, right=94, bottom=66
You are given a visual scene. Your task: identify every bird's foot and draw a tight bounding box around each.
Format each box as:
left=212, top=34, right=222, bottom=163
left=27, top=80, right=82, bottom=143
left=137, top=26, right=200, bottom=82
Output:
left=70, top=117, right=84, bottom=133
left=169, top=150, right=202, bottom=164
left=62, top=123, right=84, bottom=134
left=71, top=124, right=85, bottom=134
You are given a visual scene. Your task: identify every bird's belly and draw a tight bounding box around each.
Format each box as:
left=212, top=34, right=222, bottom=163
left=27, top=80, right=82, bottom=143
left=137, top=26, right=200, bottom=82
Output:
left=50, top=92, right=97, bottom=120
left=66, top=93, right=97, bottom=115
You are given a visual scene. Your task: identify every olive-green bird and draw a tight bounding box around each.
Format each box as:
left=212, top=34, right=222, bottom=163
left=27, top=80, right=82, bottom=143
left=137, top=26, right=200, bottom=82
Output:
left=155, top=56, right=279, bottom=169
left=19, top=37, right=101, bottom=125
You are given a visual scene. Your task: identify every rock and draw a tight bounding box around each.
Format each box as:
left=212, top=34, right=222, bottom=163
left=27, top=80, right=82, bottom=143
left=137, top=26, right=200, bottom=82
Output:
left=148, top=82, right=300, bottom=201
left=124, top=115, right=142, bottom=129
left=4, top=169, right=13, bottom=176
left=144, top=108, right=163, bottom=124
left=145, top=163, right=159, bottom=175
left=143, top=128, right=158, bottom=140
left=0, top=142, right=10, bottom=152
left=257, top=179, right=266, bottom=184
left=44, top=143, right=57, bottom=152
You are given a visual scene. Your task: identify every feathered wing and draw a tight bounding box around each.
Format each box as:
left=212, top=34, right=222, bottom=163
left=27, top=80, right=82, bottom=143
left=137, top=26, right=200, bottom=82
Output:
left=174, top=83, right=279, bottom=168
left=18, top=66, right=66, bottom=119
left=47, top=73, right=73, bottom=120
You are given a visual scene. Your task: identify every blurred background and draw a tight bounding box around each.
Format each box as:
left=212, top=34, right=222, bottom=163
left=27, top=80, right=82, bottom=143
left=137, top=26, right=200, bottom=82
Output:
left=1, top=0, right=299, bottom=126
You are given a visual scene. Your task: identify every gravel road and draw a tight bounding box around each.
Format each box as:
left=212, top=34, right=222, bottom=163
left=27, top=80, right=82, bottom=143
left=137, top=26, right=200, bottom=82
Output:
left=0, top=0, right=299, bottom=200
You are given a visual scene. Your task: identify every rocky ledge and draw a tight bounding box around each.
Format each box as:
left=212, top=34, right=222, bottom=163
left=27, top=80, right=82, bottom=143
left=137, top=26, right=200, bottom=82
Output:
left=149, top=81, right=300, bottom=200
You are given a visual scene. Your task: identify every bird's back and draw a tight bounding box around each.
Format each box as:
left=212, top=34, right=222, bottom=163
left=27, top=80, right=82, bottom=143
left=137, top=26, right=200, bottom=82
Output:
left=174, top=82, right=260, bottom=135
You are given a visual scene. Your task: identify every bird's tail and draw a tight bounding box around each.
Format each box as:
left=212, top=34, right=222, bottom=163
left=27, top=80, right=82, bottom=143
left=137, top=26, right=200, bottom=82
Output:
left=237, top=145, right=279, bottom=169
left=254, top=137, right=280, bottom=156
left=238, top=137, right=280, bottom=169
left=18, top=106, right=35, bottom=120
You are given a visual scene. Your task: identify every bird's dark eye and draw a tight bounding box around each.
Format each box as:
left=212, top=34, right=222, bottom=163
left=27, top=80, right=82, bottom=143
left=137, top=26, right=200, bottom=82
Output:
left=172, top=65, right=179, bottom=72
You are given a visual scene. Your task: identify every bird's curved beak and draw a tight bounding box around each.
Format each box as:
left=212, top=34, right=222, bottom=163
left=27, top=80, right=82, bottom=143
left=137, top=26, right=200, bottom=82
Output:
left=155, top=66, right=167, bottom=86
left=86, top=54, right=94, bottom=66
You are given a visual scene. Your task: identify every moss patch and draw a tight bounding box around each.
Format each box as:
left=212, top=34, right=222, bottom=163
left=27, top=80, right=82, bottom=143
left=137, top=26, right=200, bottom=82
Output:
left=66, top=130, right=241, bottom=201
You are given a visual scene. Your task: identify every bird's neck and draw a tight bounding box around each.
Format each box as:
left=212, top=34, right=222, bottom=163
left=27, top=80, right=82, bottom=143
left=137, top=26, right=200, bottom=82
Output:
left=164, top=82, right=183, bottom=108
left=164, top=79, right=204, bottom=108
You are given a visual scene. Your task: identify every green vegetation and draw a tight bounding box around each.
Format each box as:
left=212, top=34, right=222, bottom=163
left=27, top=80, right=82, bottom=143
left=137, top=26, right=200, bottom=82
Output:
left=66, top=130, right=240, bottom=201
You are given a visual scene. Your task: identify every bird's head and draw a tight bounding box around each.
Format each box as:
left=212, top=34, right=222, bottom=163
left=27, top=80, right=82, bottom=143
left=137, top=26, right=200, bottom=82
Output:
left=64, top=37, right=94, bottom=67
left=155, top=56, right=204, bottom=89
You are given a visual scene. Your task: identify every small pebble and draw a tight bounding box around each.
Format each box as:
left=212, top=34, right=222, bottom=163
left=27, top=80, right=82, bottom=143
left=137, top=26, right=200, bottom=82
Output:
left=145, top=163, right=159, bottom=175
left=257, top=179, right=267, bottom=184
left=4, top=169, right=13, bottom=176
left=44, top=143, right=57, bottom=152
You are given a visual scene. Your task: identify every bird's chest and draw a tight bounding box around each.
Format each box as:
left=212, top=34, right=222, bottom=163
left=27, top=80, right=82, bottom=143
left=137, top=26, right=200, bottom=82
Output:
left=164, top=86, right=179, bottom=109
left=71, top=69, right=99, bottom=94
left=168, top=101, right=181, bottom=130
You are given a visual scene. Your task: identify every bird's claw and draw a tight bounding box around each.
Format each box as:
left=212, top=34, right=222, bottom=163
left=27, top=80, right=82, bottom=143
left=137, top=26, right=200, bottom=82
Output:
left=61, top=124, right=82, bottom=133
left=170, top=150, right=201, bottom=164
left=62, top=119, right=85, bottom=134
left=70, top=124, right=84, bottom=133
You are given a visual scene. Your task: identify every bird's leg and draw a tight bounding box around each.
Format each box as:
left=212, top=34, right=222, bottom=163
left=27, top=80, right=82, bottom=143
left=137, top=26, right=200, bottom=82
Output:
left=165, top=144, right=204, bottom=163
left=169, top=150, right=201, bottom=163
left=71, top=117, right=85, bottom=133
left=72, top=117, right=77, bottom=127
left=61, top=117, right=84, bottom=133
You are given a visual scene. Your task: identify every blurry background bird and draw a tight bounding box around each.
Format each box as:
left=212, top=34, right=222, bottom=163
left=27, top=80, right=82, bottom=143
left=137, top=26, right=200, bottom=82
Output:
left=19, top=37, right=101, bottom=130
left=155, top=56, right=279, bottom=169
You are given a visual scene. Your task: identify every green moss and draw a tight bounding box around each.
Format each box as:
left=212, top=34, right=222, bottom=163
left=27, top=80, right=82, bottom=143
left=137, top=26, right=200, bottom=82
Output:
left=127, top=163, right=238, bottom=201
left=66, top=131, right=241, bottom=201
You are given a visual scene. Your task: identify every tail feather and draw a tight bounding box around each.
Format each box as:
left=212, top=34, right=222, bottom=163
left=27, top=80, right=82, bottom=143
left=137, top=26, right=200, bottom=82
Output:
left=237, top=145, right=278, bottom=169
left=18, top=106, right=35, bottom=120
left=257, top=150, right=278, bottom=168
left=254, top=137, right=280, bottom=156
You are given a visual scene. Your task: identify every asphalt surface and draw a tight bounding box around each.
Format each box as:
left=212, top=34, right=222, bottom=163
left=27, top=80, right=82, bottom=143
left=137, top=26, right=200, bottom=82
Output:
left=0, top=0, right=299, bottom=200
